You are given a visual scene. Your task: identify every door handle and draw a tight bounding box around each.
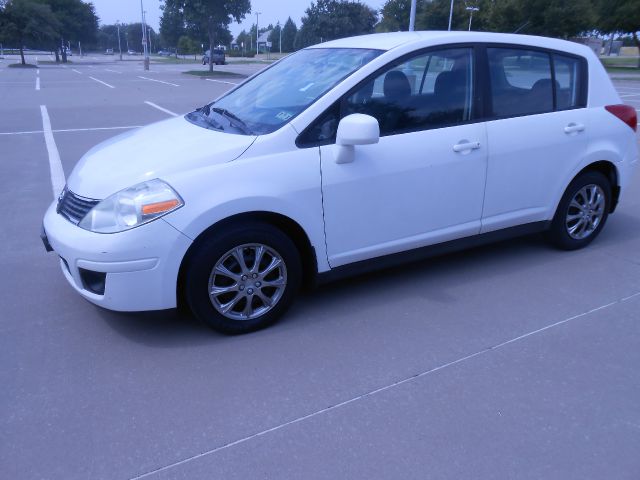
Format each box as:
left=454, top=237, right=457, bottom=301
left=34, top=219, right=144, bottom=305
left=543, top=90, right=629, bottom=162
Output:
left=564, top=123, right=585, bottom=134
left=453, top=140, right=481, bottom=153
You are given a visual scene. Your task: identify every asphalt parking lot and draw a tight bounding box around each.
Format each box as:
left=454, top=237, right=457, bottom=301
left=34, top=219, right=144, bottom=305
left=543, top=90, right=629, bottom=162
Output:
left=2, top=53, right=640, bottom=479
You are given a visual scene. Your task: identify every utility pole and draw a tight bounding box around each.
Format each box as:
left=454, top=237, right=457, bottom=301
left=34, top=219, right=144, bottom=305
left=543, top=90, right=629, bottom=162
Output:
left=255, top=12, right=261, bottom=55
left=141, top=0, right=149, bottom=70
left=409, top=0, right=416, bottom=31
left=448, top=0, right=454, bottom=31
left=117, top=21, right=122, bottom=60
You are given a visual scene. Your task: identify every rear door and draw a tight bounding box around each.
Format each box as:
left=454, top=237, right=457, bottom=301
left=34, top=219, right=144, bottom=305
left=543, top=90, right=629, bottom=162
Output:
left=481, top=47, right=589, bottom=232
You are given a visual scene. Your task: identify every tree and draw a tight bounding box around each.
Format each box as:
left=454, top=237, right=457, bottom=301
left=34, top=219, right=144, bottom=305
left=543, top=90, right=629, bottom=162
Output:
left=160, top=0, right=185, bottom=57
left=0, top=0, right=60, bottom=65
left=294, top=0, right=377, bottom=50
left=182, top=0, right=251, bottom=71
left=46, top=0, right=98, bottom=62
left=376, top=0, right=426, bottom=32
left=596, top=0, right=640, bottom=66
left=281, top=16, right=297, bottom=52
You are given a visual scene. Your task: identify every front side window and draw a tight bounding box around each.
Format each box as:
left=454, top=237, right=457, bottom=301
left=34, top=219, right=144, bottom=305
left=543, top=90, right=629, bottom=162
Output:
left=344, top=47, right=474, bottom=137
left=488, top=48, right=553, bottom=117
left=191, top=48, right=382, bottom=135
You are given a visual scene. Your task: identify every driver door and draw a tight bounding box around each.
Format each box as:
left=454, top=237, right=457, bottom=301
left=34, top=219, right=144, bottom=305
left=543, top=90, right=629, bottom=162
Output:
left=318, top=47, right=488, bottom=267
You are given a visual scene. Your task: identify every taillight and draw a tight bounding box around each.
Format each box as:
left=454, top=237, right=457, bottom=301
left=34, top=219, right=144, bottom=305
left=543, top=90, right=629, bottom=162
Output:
left=605, top=104, right=637, bottom=131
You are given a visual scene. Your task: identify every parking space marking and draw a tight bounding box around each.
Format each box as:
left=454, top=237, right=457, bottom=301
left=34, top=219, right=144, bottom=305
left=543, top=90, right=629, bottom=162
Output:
left=89, top=76, right=115, bottom=88
left=35, top=77, right=40, bottom=91
left=205, top=78, right=239, bottom=86
left=105, top=69, right=122, bottom=73
left=620, top=93, right=640, bottom=98
left=0, top=125, right=142, bottom=136
left=138, top=76, right=179, bottom=87
left=72, top=69, right=82, bottom=74
left=129, top=291, right=640, bottom=480
left=144, top=101, right=178, bottom=117
left=40, top=105, right=66, bottom=198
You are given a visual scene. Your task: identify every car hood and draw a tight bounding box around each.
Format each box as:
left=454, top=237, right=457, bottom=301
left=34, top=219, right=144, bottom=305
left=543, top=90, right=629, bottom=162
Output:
left=66, top=116, right=256, bottom=199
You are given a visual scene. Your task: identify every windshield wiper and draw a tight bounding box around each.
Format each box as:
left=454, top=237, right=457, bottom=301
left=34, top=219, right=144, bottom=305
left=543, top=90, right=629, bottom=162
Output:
left=195, top=105, right=223, bottom=130
left=210, top=107, right=252, bottom=135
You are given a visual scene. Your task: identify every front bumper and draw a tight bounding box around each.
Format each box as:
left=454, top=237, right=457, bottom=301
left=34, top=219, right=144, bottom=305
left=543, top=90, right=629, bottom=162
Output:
left=42, top=202, right=192, bottom=311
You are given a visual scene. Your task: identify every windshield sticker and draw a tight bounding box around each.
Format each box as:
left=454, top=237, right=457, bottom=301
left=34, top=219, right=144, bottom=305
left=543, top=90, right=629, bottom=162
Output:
left=299, top=83, right=315, bottom=92
left=276, top=111, right=293, bottom=121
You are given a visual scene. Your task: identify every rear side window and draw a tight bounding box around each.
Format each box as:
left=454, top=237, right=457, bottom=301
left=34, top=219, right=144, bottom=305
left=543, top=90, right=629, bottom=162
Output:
left=553, top=54, right=583, bottom=110
left=488, top=48, right=553, bottom=117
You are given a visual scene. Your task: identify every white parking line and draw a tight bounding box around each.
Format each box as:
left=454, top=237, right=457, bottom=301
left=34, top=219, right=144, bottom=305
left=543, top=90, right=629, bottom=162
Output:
left=104, top=69, right=122, bottom=73
left=138, top=76, right=179, bottom=87
left=620, top=93, right=640, bottom=98
left=40, top=105, right=66, bottom=199
left=89, top=76, right=115, bottom=88
left=144, top=101, right=178, bottom=117
left=128, top=291, right=640, bottom=480
left=205, top=78, right=239, bottom=86
left=0, top=125, right=142, bottom=136
left=35, top=77, right=40, bottom=90
left=72, top=69, right=82, bottom=74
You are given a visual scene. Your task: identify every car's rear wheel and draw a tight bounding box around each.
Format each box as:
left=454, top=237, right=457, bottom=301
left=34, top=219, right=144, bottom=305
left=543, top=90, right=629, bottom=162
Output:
left=185, top=223, right=302, bottom=334
left=546, top=170, right=612, bottom=250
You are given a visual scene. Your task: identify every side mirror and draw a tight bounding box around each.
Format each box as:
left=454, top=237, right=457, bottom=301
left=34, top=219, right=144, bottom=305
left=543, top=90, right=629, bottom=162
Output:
left=334, top=114, right=380, bottom=164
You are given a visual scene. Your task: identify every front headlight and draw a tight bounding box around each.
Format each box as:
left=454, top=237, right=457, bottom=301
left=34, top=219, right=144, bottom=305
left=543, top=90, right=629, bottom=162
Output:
left=78, top=179, right=183, bottom=233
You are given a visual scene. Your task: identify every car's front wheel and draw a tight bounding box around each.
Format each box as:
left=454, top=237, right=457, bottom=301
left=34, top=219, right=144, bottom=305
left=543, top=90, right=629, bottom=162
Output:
left=546, top=170, right=612, bottom=250
left=185, top=223, right=302, bottom=334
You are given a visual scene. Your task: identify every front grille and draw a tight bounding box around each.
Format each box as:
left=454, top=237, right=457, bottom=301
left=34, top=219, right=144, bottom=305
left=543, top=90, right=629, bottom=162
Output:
left=56, top=187, right=100, bottom=225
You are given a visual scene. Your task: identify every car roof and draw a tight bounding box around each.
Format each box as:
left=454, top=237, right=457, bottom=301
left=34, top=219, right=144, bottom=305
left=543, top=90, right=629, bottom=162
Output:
left=310, top=31, right=591, bottom=57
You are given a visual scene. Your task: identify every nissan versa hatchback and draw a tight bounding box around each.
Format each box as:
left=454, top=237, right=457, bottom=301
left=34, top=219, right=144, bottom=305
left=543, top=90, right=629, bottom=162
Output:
left=42, top=32, right=638, bottom=334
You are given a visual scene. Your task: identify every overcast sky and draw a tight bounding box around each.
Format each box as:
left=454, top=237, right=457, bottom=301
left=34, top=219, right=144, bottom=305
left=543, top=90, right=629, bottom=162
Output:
left=90, top=0, right=388, bottom=37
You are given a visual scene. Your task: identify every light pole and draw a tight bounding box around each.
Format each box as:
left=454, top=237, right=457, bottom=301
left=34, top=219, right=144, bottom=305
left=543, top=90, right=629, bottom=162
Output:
left=116, top=21, right=122, bottom=60
left=466, top=6, right=479, bottom=31
left=277, top=21, right=282, bottom=54
left=255, top=12, right=261, bottom=55
left=140, top=0, right=149, bottom=70
left=448, top=0, right=454, bottom=30
left=409, top=0, right=417, bottom=31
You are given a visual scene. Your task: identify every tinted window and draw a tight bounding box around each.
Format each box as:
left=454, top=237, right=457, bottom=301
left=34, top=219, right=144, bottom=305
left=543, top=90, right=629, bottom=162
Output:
left=345, top=47, right=474, bottom=137
left=554, top=54, right=583, bottom=110
left=208, top=48, right=382, bottom=135
left=488, top=48, right=553, bottom=117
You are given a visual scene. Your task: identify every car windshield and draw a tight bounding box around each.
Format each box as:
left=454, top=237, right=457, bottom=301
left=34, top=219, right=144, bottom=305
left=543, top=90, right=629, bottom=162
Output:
left=194, top=48, right=382, bottom=135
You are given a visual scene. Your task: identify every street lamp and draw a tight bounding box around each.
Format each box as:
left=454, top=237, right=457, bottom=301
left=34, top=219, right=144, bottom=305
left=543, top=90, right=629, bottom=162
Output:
left=409, top=0, right=417, bottom=31
left=255, top=11, right=261, bottom=55
left=140, top=0, right=149, bottom=70
left=116, top=20, right=122, bottom=60
left=276, top=21, right=282, bottom=54
left=466, top=6, right=479, bottom=31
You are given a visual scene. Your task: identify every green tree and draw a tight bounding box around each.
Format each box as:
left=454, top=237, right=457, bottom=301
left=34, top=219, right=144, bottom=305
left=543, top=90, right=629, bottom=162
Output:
left=160, top=0, right=185, bottom=56
left=177, top=34, right=196, bottom=57
left=268, top=23, right=281, bottom=51
left=46, top=0, right=98, bottom=62
left=376, top=0, right=426, bottom=32
left=0, top=0, right=60, bottom=65
left=294, top=0, right=377, bottom=50
left=281, top=16, right=297, bottom=52
left=596, top=0, right=640, bottom=66
left=182, top=0, right=251, bottom=71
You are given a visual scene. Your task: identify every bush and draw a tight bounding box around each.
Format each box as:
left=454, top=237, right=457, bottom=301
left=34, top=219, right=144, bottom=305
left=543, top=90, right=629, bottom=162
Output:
left=227, top=50, right=255, bottom=58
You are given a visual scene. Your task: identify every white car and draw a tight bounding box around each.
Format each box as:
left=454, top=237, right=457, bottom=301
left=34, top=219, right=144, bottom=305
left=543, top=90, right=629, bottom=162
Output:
left=42, top=32, right=638, bottom=334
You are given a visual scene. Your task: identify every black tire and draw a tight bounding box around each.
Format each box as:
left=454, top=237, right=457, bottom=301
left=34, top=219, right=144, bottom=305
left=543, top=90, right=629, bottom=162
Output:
left=546, top=170, right=612, bottom=250
left=184, top=222, right=302, bottom=334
